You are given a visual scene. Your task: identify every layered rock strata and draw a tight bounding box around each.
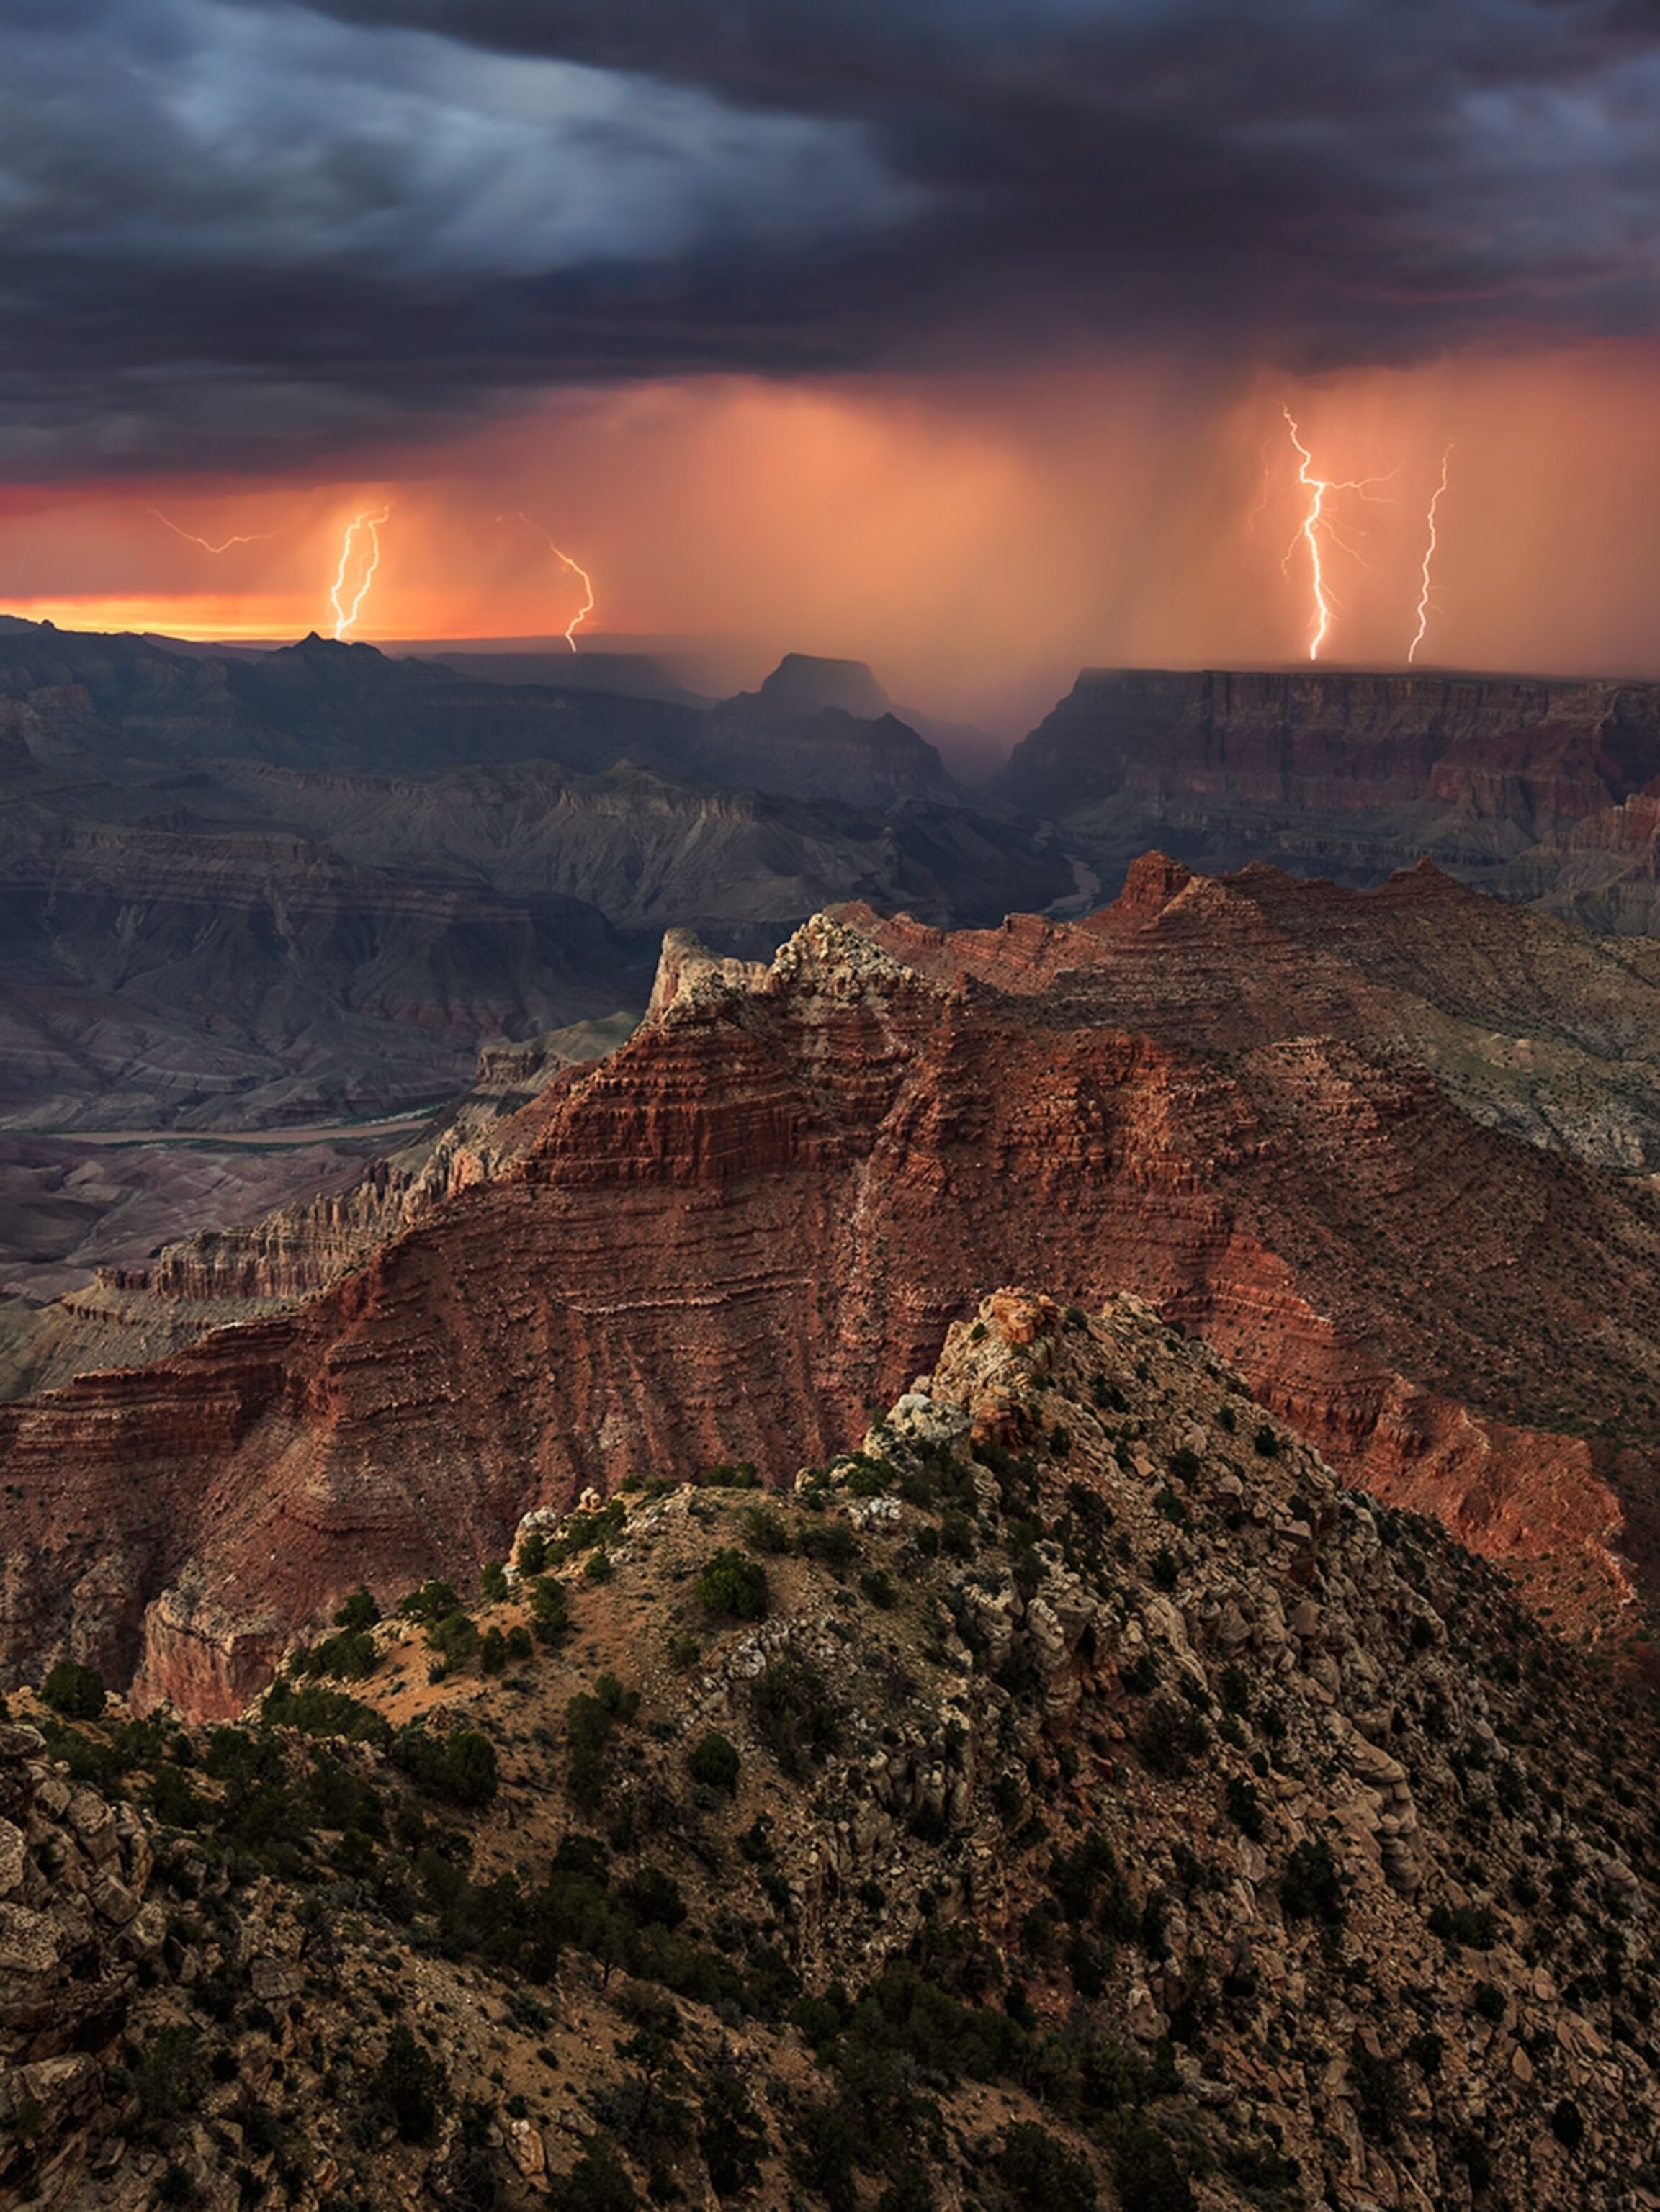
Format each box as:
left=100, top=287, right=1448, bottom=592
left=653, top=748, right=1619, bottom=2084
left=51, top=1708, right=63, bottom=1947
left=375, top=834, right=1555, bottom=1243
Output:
left=4, top=865, right=1660, bottom=1712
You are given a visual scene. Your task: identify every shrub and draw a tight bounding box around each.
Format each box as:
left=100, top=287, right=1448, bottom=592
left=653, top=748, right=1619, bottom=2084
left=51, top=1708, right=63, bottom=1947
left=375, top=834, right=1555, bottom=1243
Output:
left=750, top=1655, right=840, bottom=1779
left=428, top=1611, right=480, bottom=1667
left=797, top=1520, right=858, bottom=1572
left=42, top=1660, right=105, bottom=1722
left=480, top=1561, right=508, bottom=1604
left=939, top=1511, right=977, bottom=1561
left=516, top=1531, right=549, bottom=1576
left=133, top=2024, right=205, bottom=2133
left=1427, top=1902, right=1498, bottom=1951
left=703, top=1460, right=761, bottom=1490
left=302, top=1627, right=378, bottom=1681
left=688, top=1731, right=740, bottom=1792
left=696, top=1548, right=770, bottom=1621
left=392, top=1725, right=499, bottom=1808
left=1108, top=2115, right=1194, bottom=2212
left=372, top=2024, right=447, bottom=2143
left=399, top=1578, right=462, bottom=1622
left=560, top=2139, right=640, bottom=2211
left=480, top=1627, right=508, bottom=1676
left=529, top=1578, right=570, bottom=1644
left=1252, top=1426, right=1280, bottom=1457
left=742, top=1505, right=791, bottom=1556
left=996, top=2121, right=1097, bottom=2212
left=333, top=1588, right=380, bottom=1632
left=1136, top=1697, right=1208, bottom=1779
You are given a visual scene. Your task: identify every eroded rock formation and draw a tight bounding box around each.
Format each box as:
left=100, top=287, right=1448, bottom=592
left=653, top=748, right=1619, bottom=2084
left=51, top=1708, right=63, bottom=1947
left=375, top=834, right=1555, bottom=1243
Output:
left=4, top=863, right=1660, bottom=1714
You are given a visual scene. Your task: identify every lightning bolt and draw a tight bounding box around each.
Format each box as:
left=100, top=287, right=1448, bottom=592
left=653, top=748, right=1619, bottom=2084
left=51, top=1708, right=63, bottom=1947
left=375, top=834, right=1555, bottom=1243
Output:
left=328, top=508, right=390, bottom=639
left=148, top=509, right=274, bottom=554
left=501, top=513, right=595, bottom=652
left=1281, top=408, right=1396, bottom=662
left=1407, top=444, right=1454, bottom=666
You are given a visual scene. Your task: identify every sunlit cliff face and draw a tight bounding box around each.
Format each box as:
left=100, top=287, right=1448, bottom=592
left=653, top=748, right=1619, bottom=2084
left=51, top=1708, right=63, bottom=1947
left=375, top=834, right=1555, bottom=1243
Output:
left=4, top=341, right=1660, bottom=727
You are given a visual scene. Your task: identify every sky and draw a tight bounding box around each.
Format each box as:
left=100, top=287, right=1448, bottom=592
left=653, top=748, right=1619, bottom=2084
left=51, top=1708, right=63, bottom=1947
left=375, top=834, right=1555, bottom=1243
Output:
left=7, top=0, right=1660, bottom=721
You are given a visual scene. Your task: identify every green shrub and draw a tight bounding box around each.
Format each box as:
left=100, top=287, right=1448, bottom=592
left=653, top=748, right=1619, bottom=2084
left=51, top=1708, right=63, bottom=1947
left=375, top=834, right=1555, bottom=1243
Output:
left=392, top=1725, right=499, bottom=1808
left=516, top=1531, right=548, bottom=1575
left=133, top=2025, right=206, bottom=2134
left=428, top=1611, right=480, bottom=1667
left=333, top=1588, right=380, bottom=1632
left=301, top=1628, right=378, bottom=1682
left=41, top=1660, right=105, bottom=1722
left=1136, top=1697, right=1208, bottom=1779
left=529, top=1578, right=570, bottom=1643
left=742, top=1505, right=791, bottom=1555
left=688, top=1731, right=741, bottom=1792
left=480, top=1561, right=508, bottom=1604
left=399, top=1578, right=461, bottom=1622
left=1252, top=1426, right=1280, bottom=1457
left=372, top=2024, right=447, bottom=2143
left=1107, top=2116, right=1193, bottom=2212
left=695, top=1548, right=770, bottom=1620
left=560, top=2138, right=640, bottom=2211
left=750, top=1655, right=840, bottom=1779
left=997, top=2121, right=1097, bottom=2212
left=796, top=1520, right=858, bottom=1572
left=1427, top=1902, right=1498, bottom=1951
left=480, top=1627, right=508, bottom=1676
left=702, top=1460, right=761, bottom=1490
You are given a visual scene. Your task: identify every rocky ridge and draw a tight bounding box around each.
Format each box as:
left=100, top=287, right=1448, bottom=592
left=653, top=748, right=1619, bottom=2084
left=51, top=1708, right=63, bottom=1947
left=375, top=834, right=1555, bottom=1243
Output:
left=4, top=1290, right=1660, bottom=2210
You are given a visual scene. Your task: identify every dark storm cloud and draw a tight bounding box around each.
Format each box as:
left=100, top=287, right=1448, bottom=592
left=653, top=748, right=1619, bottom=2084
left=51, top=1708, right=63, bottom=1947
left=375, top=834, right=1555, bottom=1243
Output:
left=5, top=0, right=1660, bottom=473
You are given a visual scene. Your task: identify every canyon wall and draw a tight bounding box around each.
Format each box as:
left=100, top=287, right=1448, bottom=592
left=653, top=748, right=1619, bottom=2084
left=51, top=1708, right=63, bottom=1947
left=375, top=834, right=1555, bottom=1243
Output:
left=4, top=860, right=1660, bottom=1714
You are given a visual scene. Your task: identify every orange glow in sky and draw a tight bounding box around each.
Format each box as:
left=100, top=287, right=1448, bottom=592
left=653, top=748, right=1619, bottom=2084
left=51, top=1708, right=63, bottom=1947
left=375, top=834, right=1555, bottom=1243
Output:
left=5, top=343, right=1660, bottom=724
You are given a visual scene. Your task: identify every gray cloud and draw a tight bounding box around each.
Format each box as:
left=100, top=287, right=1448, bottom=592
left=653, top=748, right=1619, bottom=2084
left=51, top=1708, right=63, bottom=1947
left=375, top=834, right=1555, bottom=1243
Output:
left=5, top=0, right=1660, bottom=474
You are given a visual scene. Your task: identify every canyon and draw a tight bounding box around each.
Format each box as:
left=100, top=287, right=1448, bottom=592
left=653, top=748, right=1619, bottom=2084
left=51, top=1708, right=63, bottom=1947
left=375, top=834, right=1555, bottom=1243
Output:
left=0, top=622, right=1067, bottom=1287
left=7, top=859, right=1660, bottom=1717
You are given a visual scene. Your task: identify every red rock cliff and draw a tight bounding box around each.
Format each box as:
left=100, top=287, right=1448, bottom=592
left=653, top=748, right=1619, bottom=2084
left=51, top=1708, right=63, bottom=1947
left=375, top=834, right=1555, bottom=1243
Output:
left=4, top=868, right=1660, bottom=1714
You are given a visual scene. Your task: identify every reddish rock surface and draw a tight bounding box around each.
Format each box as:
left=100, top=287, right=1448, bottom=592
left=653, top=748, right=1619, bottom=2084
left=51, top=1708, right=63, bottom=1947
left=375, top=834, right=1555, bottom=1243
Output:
left=6, top=860, right=1660, bottom=1714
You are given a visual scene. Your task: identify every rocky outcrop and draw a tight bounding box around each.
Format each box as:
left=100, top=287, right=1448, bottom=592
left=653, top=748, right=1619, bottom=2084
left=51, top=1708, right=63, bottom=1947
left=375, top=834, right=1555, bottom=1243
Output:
left=9, top=1289, right=1660, bottom=2208
left=4, top=868, right=1660, bottom=1712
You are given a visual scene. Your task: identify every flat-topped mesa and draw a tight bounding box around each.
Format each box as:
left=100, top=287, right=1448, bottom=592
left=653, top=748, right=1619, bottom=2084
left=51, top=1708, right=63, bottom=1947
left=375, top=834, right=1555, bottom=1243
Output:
left=993, top=666, right=1660, bottom=904
left=6, top=858, right=1660, bottom=1716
